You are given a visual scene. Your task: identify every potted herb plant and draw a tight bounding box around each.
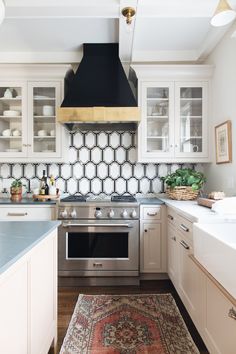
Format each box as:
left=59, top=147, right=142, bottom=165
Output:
left=161, top=168, right=206, bottom=200
left=10, top=180, right=24, bottom=201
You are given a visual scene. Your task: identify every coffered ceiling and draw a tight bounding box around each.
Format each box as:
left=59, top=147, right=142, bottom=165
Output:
left=0, top=0, right=235, bottom=63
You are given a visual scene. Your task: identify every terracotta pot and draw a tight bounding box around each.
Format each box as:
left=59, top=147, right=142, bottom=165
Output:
left=10, top=186, right=22, bottom=201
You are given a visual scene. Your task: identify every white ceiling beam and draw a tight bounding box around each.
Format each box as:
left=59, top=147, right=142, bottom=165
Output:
left=196, top=25, right=232, bottom=61
left=119, top=0, right=138, bottom=63
left=132, top=50, right=199, bottom=62
left=5, top=0, right=119, bottom=19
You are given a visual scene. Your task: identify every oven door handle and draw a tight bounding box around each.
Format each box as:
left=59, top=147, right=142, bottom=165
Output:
left=62, top=223, right=133, bottom=228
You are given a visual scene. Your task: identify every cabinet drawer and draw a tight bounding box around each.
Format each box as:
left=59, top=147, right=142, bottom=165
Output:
left=205, top=278, right=236, bottom=354
left=142, top=206, right=161, bottom=220
left=167, top=207, right=177, bottom=226
left=177, top=214, right=193, bottom=242
left=0, top=207, right=54, bottom=220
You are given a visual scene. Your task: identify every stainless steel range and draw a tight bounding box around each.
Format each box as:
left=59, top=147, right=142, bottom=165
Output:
left=57, top=195, right=140, bottom=286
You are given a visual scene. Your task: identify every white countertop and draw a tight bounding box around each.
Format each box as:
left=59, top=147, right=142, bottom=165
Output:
left=157, top=195, right=224, bottom=223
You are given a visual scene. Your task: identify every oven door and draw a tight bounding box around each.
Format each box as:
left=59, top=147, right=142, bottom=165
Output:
left=58, top=220, right=139, bottom=276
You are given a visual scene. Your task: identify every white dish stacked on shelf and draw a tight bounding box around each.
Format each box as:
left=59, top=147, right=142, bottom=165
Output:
left=3, top=110, right=21, bottom=116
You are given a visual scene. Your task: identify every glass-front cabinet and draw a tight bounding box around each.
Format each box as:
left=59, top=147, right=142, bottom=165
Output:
left=28, top=82, right=61, bottom=158
left=134, top=65, right=212, bottom=163
left=0, top=64, right=69, bottom=162
left=0, top=82, right=27, bottom=158
left=175, top=82, right=208, bottom=158
left=141, top=82, right=174, bottom=158
left=138, top=80, right=209, bottom=162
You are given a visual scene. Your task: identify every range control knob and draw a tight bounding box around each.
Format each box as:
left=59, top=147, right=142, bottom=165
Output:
left=60, top=209, right=68, bottom=218
left=130, top=209, right=137, bottom=218
left=95, top=210, right=102, bottom=219
left=108, top=209, right=115, bottom=218
left=121, top=209, right=128, bottom=218
left=70, top=209, right=77, bottom=218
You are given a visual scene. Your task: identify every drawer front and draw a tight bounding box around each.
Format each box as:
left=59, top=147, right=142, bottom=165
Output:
left=167, top=207, right=177, bottom=226
left=177, top=214, right=193, bottom=242
left=205, top=278, right=236, bottom=354
left=142, top=206, right=161, bottom=221
left=0, top=207, right=53, bottom=220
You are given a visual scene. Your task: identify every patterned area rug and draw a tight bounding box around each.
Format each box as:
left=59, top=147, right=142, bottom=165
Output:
left=60, top=293, right=199, bottom=354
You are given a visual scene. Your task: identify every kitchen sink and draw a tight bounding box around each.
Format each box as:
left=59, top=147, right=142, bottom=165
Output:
left=193, top=223, right=236, bottom=299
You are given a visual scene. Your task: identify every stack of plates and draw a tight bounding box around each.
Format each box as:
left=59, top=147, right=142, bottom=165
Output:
left=3, top=110, right=21, bottom=116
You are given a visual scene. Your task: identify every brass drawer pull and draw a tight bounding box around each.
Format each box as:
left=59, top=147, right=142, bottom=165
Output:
left=180, top=240, right=190, bottom=250
left=228, top=308, right=236, bottom=320
left=147, top=212, right=158, bottom=216
left=168, top=214, right=174, bottom=220
left=171, top=236, right=176, bottom=241
left=180, top=224, right=189, bottom=232
left=7, top=212, right=28, bottom=217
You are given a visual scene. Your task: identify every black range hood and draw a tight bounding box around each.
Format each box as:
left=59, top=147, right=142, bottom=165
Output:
left=58, top=43, right=140, bottom=132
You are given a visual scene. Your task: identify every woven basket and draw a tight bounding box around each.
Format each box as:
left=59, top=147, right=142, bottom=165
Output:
left=166, top=186, right=199, bottom=201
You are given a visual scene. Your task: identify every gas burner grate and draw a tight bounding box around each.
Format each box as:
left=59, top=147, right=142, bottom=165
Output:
left=61, top=195, right=87, bottom=202
left=111, top=195, right=137, bottom=203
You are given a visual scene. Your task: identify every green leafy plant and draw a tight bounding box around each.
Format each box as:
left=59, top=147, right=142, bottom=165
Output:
left=11, top=180, right=23, bottom=188
left=161, top=168, right=206, bottom=191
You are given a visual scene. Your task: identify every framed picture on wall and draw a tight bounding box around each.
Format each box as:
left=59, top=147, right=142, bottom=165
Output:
left=215, top=120, right=232, bottom=164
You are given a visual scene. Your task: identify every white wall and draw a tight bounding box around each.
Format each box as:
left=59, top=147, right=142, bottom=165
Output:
left=204, top=23, right=236, bottom=196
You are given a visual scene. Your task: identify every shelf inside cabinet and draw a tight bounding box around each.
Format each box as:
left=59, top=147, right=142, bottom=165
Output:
left=34, top=136, right=55, bottom=139
left=0, top=98, right=22, bottom=101
left=147, top=116, right=168, bottom=119
left=180, top=116, right=202, bottom=119
left=0, top=136, right=22, bottom=139
left=147, top=136, right=168, bottom=139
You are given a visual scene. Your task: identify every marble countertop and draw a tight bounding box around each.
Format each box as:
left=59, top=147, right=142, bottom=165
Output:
left=0, top=221, right=61, bottom=275
left=157, top=195, right=224, bottom=222
left=137, top=197, right=165, bottom=205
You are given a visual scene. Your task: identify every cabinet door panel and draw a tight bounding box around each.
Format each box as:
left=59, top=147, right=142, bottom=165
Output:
left=138, top=82, right=174, bottom=160
left=0, top=263, right=28, bottom=354
left=30, top=235, right=55, bottom=354
left=205, top=279, right=236, bottom=354
left=167, top=223, right=178, bottom=287
left=143, top=223, right=161, bottom=272
left=175, top=82, right=208, bottom=158
left=178, top=235, right=205, bottom=327
left=0, top=81, right=27, bottom=157
left=28, top=81, right=62, bottom=158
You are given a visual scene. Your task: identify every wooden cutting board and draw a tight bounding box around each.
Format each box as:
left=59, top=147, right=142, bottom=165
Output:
left=197, top=197, right=216, bottom=208
left=33, top=194, right=59, bottom=201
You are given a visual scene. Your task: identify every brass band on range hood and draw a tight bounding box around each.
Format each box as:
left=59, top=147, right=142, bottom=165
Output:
left=57, top=106, right=141, bottom=123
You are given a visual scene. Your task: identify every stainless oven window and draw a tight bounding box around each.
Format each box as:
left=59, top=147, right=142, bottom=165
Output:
left=66, top=232, right=129, bottom=259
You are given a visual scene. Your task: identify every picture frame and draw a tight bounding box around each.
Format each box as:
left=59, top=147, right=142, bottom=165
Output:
left=215, top=120, right=232, bottom=164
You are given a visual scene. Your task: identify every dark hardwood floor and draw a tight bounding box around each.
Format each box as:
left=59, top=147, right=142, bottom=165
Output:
left=57, top=280, right=209, bottom=353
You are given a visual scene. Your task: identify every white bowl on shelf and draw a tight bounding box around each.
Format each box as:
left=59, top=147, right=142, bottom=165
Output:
left=37, top=130, right=47, bottom=137
left=3, top=110, right=21, bottom=116
left=2, top=129, right=11, bottom=137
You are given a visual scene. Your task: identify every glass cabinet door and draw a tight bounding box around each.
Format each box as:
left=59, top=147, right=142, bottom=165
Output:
left=0, top=83, right=27, bottom=156
left=141, top=82, right=174, bottom=158
left=28, top=82, right=61, bottom=157
left=175, top=82, right=208, bottom=157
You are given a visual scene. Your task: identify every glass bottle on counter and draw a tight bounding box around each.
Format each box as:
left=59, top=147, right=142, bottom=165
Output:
left=40, top=170, right=49, bottom=195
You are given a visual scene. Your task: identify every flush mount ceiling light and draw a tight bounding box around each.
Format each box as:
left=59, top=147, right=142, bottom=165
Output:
left=0, top=0, right=5, bottom=25
left=211, top=0, right=236, bottom=27
left=121, top=7, right=136, bottom=25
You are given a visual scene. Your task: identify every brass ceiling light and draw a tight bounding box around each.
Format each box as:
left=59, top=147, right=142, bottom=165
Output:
left=211, top=0, right=236, bottom=26
left=121, top=7, right=136, bottom=25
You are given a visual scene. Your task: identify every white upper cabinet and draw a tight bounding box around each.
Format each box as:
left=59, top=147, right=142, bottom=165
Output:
left=0, top=65, right=70, bottom=162
left=132, top=65, right=213, bottom=163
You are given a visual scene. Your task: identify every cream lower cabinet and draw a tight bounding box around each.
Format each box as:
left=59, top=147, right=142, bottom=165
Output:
left=0, top=229, right=57, bottom=354
left=204, top=279, right=236, bottom=354
left=140, top=205, right=167, bottom=273
left=177, top=232, right=205, bottom=329
left=167, top=206, right=236, bottom=354
left=167, top=223, right=178, bottom=288
left=0, top=205, right=56, bottom=220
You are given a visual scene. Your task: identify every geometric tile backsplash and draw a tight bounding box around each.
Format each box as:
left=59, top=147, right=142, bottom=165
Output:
left=0, top=130, right=201, bottom=196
